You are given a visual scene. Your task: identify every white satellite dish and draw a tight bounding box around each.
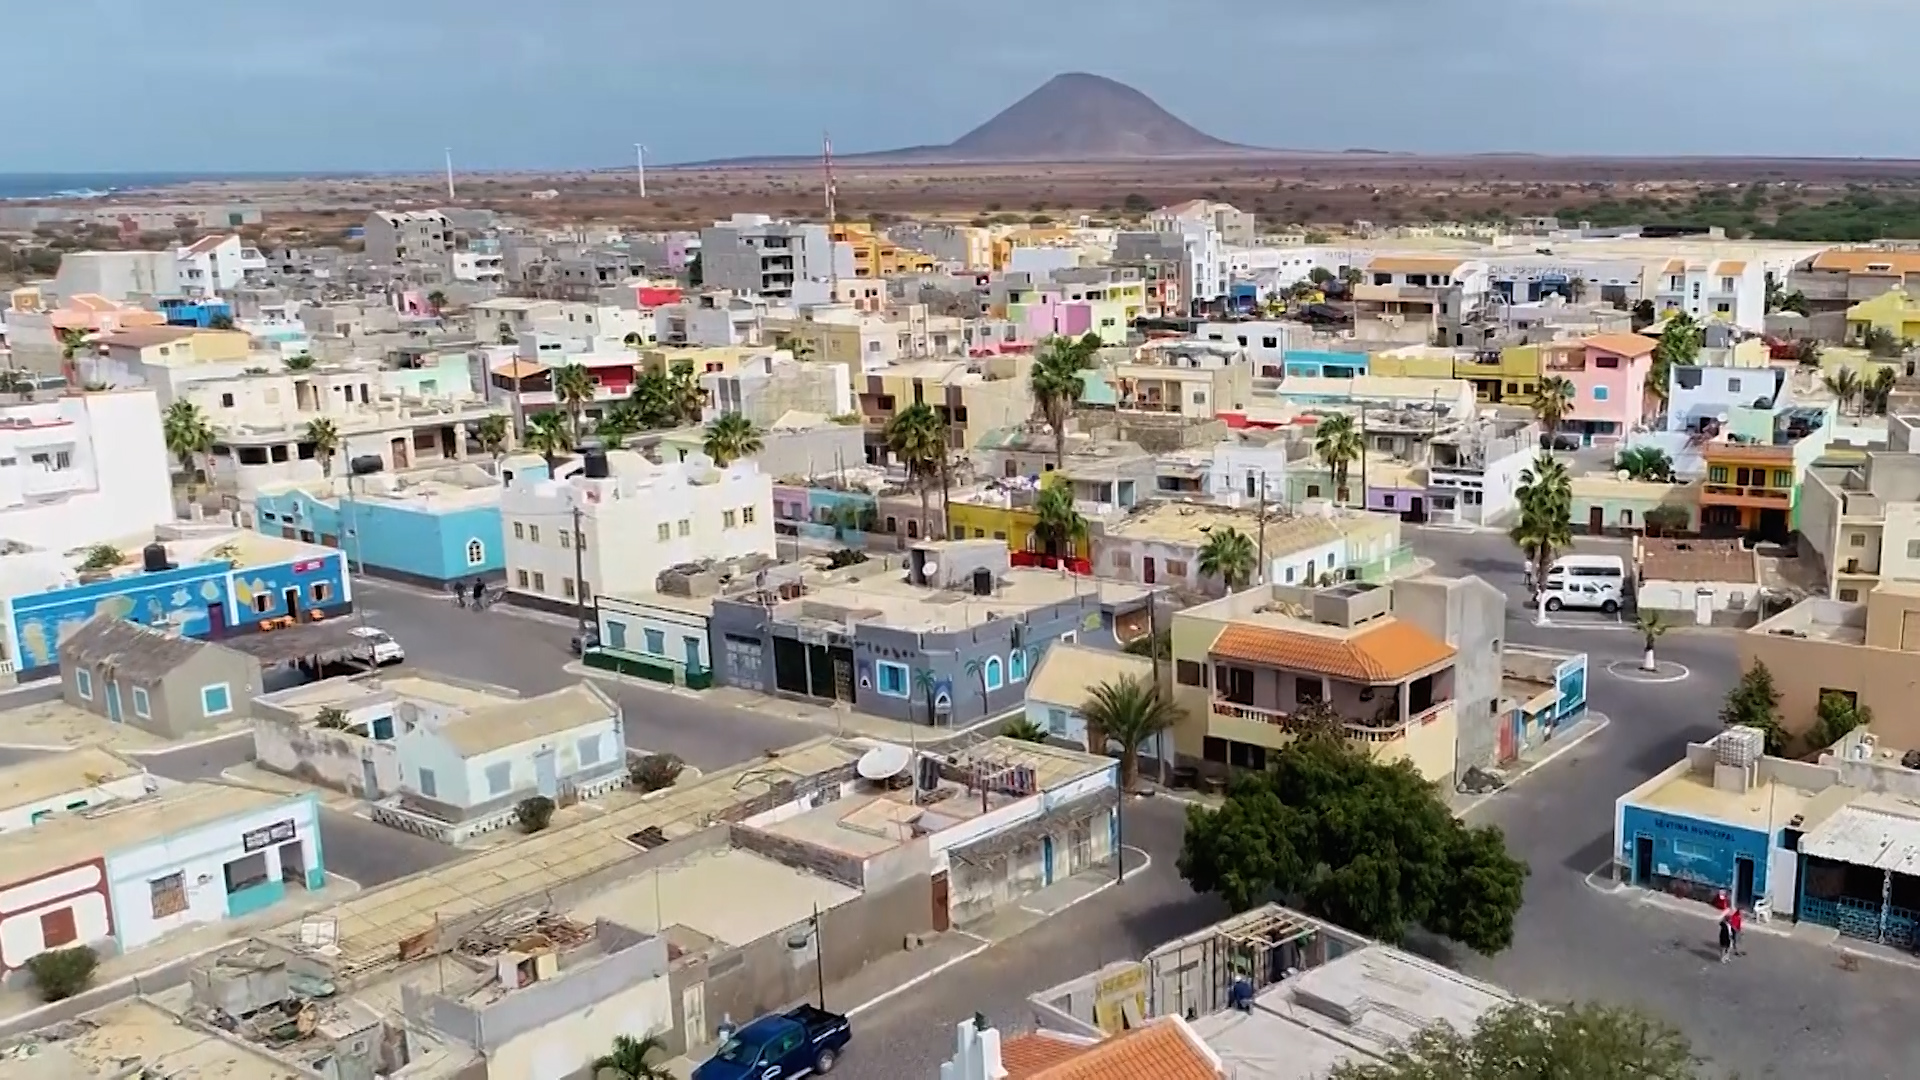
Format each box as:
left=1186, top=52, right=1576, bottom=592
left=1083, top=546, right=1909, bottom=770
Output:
left=921, top=559, right=939, bottom=581
left=858, top=743, right=913, bottom=781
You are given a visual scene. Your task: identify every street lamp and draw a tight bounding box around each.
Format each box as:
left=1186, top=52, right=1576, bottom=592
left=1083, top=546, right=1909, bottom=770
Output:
left=785, top=904, right=826, bottom=1008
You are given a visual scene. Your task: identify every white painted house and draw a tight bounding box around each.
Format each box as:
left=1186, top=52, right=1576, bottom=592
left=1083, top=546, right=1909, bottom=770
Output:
left=176, top=235, right=246, bottom=296
left=0, top=389, right=174, bottom=551
left=393, top=683, right=625, bottom=818
left=0, top=748, right=153, bottom=834
left=1023, top=644, right=1160, bottom=762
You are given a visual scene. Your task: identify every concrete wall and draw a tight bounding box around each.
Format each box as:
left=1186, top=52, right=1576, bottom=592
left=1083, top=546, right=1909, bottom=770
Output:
left=251, top=716, right=401, bottom=798
left=106, top=795, right=323, bottom=950
left=946, top=789, right=1116, bottom=925
left=1391, top=575, right=1503, bottom=776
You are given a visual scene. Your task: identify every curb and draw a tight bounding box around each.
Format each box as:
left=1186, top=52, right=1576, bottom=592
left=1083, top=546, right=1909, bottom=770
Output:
left=1457, top=713, right=1612, bottom=818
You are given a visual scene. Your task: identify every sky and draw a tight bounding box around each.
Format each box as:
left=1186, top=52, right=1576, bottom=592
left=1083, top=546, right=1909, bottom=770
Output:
left=13, top=0, right=1920, bottom=173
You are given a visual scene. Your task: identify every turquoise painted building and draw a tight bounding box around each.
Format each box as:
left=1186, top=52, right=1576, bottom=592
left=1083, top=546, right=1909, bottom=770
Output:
left=771, top=483, right=879, bottom=548
left=3, top=545, right=351, bottom=676
left=253, top=483, right=506, bottom=587
left=1284, top=349, right=1368, bottom=379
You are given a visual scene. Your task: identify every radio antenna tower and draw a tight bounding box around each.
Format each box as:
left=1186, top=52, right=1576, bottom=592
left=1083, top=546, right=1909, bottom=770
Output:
left=823, top=131, right=839, bottom=292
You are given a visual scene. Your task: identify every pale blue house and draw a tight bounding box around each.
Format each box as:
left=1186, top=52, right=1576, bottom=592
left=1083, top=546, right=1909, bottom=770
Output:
left=1022, top=643, right=1161, bottom=762
left=251, top=466, right=524, bottom=587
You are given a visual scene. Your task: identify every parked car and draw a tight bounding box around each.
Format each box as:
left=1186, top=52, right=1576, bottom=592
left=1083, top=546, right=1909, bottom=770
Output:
left=694, top=1005, right=851, bottom=1079
left=569, top=628, right=599, bottom=657
left=1538, top=432, right=1582, bottom=451
left=347, top=626, right=405, bottom=665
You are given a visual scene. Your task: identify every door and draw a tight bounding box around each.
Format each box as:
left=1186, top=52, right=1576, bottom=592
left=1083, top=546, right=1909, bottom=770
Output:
left=1588, top=506, right=1604, bottom=534
left=1735, top=855, right=1756, bottom=909
left=682, top=983, right=708, bottom=1048
left=1042, top=835, right=1055, bottom=886
left=361, top=757, right=380, bottom=797
left=930, top=871, right=951, bottom=931
left=1142, top=556, right=1156, bottom=585
left=533, top=749, right=557, bottom=797
left=282, top=587, right=300, bottom=620
left=1693, top=587, right=1714, bottom=627
left=105, top=680, right=122, bottom=723
left=684, top=636, right=701, bottom=671
left=207, top=602, right=226, bottom=640
left=1634, top=835, right=1654, bottom=886
left=390, top=436, right=409, bottom=469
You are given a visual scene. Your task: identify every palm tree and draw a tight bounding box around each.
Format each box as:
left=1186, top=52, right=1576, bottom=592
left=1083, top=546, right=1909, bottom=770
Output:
left=1197, top=527, right=1258, bottom=592
left=1636, top=611, right=1669, bottom=673
left=1031, top=480, right=1086, bottom=559
left=912, top=666, right=943, bottom=727
left=523, top=411, right=574, bottom=475
left=1510, top=456, right=1573, bottom=622
left=475, top=414, right=510, bottom=468
left=304, top=418, right=340, bottom=479
left=1864, top=365, right=1898, bottom=415
left=667, top=359, right=705, bottom=422
left=1030, top=334, right=1094, bottom=471
left=1824, top=367, right=1863, bottom=416
left=593, top=1034, right=671, bottom=1080
left=884, top=403, right=945, bottom=541
left=1002, top=717, right=1050, bottom=743
left=1649, top=315, right=1701, bottom=405
left=703, top=413, right=764, bottom=466
left=162, top=400, right=214, bottom=496
left=1533, top=375, right=1575, bottom=445
left=1080, top=675, right=1182, bottom=792
left=1312, top=413, right=1362, bottom=502
left=284, top=353, right=317, bottom=372
left=1568, top=277, right=1589, bottom=303
left=552, top=363, right=596, bottom=439
left=426, top=290, right=448, bottom=314
left=595, top=401, right=644, bottom=449
left=1613, top=445, right=1674, bottom=482
left=963, top=656, right=994, bottom=716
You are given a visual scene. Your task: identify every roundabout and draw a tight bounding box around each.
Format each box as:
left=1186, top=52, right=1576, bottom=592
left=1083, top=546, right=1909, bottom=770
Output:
left=1604, top=658, right=1691, bottom=684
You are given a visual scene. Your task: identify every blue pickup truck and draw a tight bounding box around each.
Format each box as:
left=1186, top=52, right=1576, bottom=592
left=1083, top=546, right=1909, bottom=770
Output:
left=693, top=1004, right=851, bottom=1079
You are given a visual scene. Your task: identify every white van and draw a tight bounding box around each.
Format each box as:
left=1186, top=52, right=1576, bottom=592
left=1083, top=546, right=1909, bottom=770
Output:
left=1544, top=554, right=1626, bottom=586
left=348, top=626, right=405, bottom=665
left=1542, top=578, right=1623, bottom=614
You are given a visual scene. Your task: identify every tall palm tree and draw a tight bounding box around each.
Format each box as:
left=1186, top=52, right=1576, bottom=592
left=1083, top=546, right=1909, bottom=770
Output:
left=703, top=413, right=764, bottom=465
left=595, top=401, right=644, bottom=449
left=426, top=290, right=448, bottom=314
left=1031, top=480, right=1086, bottom=559
left=1532, top=375, right=1575, bottom=445
left=667, top=359, right=705, bottom=422
left=1510, top=455, right=1573, bottom=612
left=1197, top=527, right=1258, bottom=592
left=1312, top=413, right=1363, bottom=503
left=1080, top=675, right=1182, bottom=792
left=552, top=363, right=596, bottom=439
left=304, top=418, right=340, bottom=479
left=1649, top=314, right=1701, bottom=405
left=1864, top=365, right=1898, bottom=415
left=523, top=411, right=574, bottom=475
left=475, top=413, right=510, bottom=469
left=1823, top=367, right=1863, bottom=416
left=162, top=400, right=214, bottom=496
left=1030, top=334, right=1094, bottom=471
left=885, top=403, right=946, bottom=541
left=1636, top=610, right=1669, bottom=673
left=592, top=1034, right=671, bottom=1080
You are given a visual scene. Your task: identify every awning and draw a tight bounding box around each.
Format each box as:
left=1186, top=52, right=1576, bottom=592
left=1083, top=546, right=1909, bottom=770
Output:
left=1800, top=804, right=1920, bottom=875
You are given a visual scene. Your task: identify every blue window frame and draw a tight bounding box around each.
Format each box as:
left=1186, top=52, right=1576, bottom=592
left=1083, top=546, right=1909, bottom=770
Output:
left=1010, top=650, right=1028, bottom=683
left=75, top=669, right=92, bottom=700
left=984, top=657, right=1004, bottom=691
left=1592, top=386, right=1610, bottom=401
left=201, top=683, right=232, bottom=716
left=876, top=661, right=909, bottom=697
left=131, top=686, right=151, bottom=718
left=643, top=628, right=665, bottom=655
left=605, top=620, right=627, bottom=650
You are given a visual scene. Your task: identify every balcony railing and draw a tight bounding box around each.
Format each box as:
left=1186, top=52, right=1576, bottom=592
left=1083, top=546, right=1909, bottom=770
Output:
left=1210, top=698, right=1422, bottom=744
left=1702, top=483, right=1790, bottom=502
left=1703, top=442, right=1791, bottom=464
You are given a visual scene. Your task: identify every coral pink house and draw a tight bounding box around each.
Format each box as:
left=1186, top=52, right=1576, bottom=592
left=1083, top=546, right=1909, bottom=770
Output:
left=1543, top=332, right=1659, bottom=446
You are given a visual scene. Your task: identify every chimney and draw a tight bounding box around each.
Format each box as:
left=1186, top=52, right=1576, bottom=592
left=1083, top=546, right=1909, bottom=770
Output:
left=940, top=1016, right=1006, bottom=1080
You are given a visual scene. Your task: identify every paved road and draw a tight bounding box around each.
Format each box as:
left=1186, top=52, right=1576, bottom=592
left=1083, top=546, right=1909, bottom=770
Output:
left=354, top=580, right=824, bottom=770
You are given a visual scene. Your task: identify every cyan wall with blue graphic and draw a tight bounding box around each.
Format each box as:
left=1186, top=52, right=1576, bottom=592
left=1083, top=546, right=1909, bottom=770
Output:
left=1284, top=349, right=1368, bottom=379
left=8, top=551, right=349, bottom=672
left=1618, top=803, right=1772, bottom=896
left=1554, top=654, right=1587, bottom=726
left=255, top=489, right=502, bottom=584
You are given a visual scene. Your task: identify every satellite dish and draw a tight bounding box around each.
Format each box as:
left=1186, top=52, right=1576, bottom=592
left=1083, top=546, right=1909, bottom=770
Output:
left=858, top=743, right=912, bottom=781
left=922, top=559, right=939, bottom=578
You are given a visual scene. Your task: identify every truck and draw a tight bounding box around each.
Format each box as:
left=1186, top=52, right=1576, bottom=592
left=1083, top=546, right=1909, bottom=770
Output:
left=692, top=1004, right=851, bottom=1079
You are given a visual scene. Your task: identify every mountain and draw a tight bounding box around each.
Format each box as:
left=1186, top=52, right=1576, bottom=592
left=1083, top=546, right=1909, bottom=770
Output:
left=932, top=72, right=1244, bottom=161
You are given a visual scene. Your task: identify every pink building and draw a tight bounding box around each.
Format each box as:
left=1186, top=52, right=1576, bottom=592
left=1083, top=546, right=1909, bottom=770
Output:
left=1544, top=332, right=1658, bottom=446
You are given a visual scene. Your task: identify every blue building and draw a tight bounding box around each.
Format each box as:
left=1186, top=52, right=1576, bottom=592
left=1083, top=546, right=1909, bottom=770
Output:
left=0, top=532, right=351, bottom=676
left=1499, top=645, right=1587, bottom=762
left=1283, top=349, right=1368, bottom=379
left=251, top=473, right=510, bottom=588
left=158, top=298, right=234, bottom=328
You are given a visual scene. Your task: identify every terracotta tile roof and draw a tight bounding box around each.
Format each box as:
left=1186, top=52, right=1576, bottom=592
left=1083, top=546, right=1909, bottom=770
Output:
left=1003, top=1032, right=1097, bottom=1078
left=182, top=234, right=231, bottom=256
left=1029, top=1019, right=1221, bottom=1080
left=492, top=360, right=549, bottom=379
left=1661, top=259, right=1686, bottom=274
left=1211, top=617, right=1454, bottom=683
left=1638, top=538, right=1757, bottom=585
left=1810, top=250, right=1920, bottom=276
left=1715, top=260, right=1747, bottom=275
left=1583, top=332, right=1658, bottom=357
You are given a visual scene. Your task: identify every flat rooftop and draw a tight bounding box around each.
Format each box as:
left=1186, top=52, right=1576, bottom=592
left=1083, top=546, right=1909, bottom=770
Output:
left=0, top=783, right=296, bottom=882
left=0, top=747, right=143, bottom=813
left=1630, top=766, right=1854, bottom=835
left=256, top=672, right=514, bottom=719
left=1106, top=503, right=1345, bottom=553
left=0, top=998, right=306, bottom=1080
left=570, top=847, right=858, bottom=949
left=773, top=569, right=1149, bottom=633
left=1749, top=597, right=1867, bottom=645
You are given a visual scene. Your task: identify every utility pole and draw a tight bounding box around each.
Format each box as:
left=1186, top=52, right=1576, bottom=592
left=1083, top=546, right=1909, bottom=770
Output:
left=634, top=143, right=648, bottom=199
left=571, top=504, right=590, bottom=640
left=1254, top=469, right=1270, bottom=586
left=443, top=148, right=456, bottom=202
left=823, top=131, right=840, bottom=294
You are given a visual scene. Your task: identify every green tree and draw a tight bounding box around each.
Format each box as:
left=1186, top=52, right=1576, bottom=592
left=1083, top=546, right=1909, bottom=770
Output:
left=1081, top=675, right=1181, bottom=792
left=1636, top=610, right=1669, bottom=673
left=304, top=417, right=340, bottom=479
left=703, top=413, right=764, bottom=465
left=593, top=1034, right=673, bottom=1080
left=686, top=252, right=703, bottom=287
left=885, top=403, right=946, bottom=542
left=1330, top=1000, right=1700, bottom=1080
left=552, top=363, right=596, bottom=439
left=476, top=413, right=511, bottom=468
left=1125, top=630, right=1170, bottom=660
left=1862, top=325, right=1902, bottom=358
left=1823, top=367, right=1863, bottom=415
left=426, top=290, right=448, bottom=314
left=1649, top=315, right=1701, bottom=405
left=1532, top=376, right=1575, bottom=444
left=1002, top=716, right=1051, bottom=743
left=1864, top=365, right=1898, bottom=415
left=1197, top=526, right=1258, bottom=591
left=1032, top=479, right=1087, bottom=558
left=25, top=945, right=99, bottom=1002
left=162, top=399, right=215, bottom=496
left=1177, top=738, right=1528, bottom=953
left=284, top=352, right=317, bottom=372
left=1509, top=455, right=1572, bottom=598
left=1631, top=298, right=1657, bottom=328
left=666, top=359, right=705, bottom=422
left=523, top=411, right=574, bottom=475
left=1313, top=413, right=1363, bottom=502
left=1031, top=334, right=1096, bottom=471
left=1614, top=445, right=1675, bottom=482
left=208, top=313, right=235, bottom=331
left=1308, top=266, right=1335, bottom=286
left=1811, top=691, right=1872, bottom=753
left=515, top=795, right=555, bottom=833
left=1720, top=661, right=1786, bottom=755
left=594, top=400, right=644, bottom=449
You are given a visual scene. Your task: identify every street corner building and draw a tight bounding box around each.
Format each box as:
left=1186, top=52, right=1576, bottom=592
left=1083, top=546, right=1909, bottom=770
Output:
left=0, top=783, right=322, bottom=978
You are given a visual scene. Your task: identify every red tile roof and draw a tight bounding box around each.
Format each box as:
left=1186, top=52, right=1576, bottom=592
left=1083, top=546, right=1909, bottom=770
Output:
left=1027, top=1019, right=1220, bottom=1080
left=1002, top=1032, right=1096, bottom=1078
left=1211, top=618, right=1454, bottom=683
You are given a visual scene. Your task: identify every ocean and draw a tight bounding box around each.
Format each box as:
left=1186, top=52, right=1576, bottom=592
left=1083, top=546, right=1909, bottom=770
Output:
left=0, top=172, right=376, bottom=200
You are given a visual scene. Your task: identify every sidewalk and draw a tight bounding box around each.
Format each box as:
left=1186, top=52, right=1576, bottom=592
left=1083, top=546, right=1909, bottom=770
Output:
left=1452, top=710, right=1612, bottom=815
left=0, top=696, right=252, bottom=754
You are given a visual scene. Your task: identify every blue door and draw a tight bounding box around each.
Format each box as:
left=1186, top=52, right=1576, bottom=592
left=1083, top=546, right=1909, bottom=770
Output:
left=361, top=758, right=380, bottom=797
left=683, top=636, right=701, bottom=671
left=534, top=750, right=557, bottom=797
left=1042, top=835, right=1055, bottom=886
left=105, top=681, right=122, bottom=724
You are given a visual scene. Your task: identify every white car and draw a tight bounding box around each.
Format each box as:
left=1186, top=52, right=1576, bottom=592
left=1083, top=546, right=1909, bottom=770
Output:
left=348, top=626, right=405, bottom=665
left=1542, top=579, right=1622, bottom=615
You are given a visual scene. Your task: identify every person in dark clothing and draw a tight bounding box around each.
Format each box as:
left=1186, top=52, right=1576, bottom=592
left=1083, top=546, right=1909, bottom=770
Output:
left=1718, top=914, right=1733, bottom=963
left=470, top=578, right=485, bottom=607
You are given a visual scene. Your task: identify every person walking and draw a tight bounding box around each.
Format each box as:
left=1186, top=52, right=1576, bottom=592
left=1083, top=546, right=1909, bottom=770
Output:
left=1728, top=905, right=1745, bottom=956
left=470, top=577, right=485, bottom=609
left=1717, top=912, right=1733, bottom=963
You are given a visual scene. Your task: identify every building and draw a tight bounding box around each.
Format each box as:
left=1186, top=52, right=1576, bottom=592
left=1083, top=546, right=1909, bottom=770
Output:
left=49, top=250, right=181, bottom=303
left=709, top=543, right=1151, bottom=725
left=0, top=747, right=151, bottom=834
left=1800, top=449, right=1920, bottom=600
left=1635, top=537, right=1761, bottom=625
left=1500, top=644, right=1588, bottom=764
left=1024, top=643, right=1163, bottom=762
left=1738, top=584, right=1920, bottom=744
left=1650, top=257, right=1767, bottom=330
left=946, top=480, right=1098, bottom=565
left=1352, top=256, right=1489, bottom=344
left=0, top=389, right=173, bottom=552
left=1168, top=579, right=1471, bottom=783
left=1153, top=199, right=1256, bottom=246
left=0, top=782, right=321, bottom=975
left=249, top=463, right=509, bottom=588
left=176, top=234, right=246, bottom=295
left=365, top=209, right=454, bottom=265
left=58, top=615, right=265, bottom=739
left=500, top=449, right=774, bottom=608
left=1665, top=360, right=1788, bottom=435
left=660, top=412, right=865, bottom=484
left=1424, top=417, right=1535, bottom=526
left=1696, top=402, right=1833, bottom=540
left=858, top=358, right=1034, bottom=466
left=700, top=350, right=853, bottom=427
left=1795, top=248, right=1920, bottom=341
left=699, top=214, right=852, bottom=301
left=589, top=588, right=720, bottom=689
left=1541, top=333, right=1658, bottom=446
left=1097, top=503, right=1400, bottom=596
left=830, top=223, right=936, bottom=277
left=654, top=290, right=768, bottom=347
left=1571, top=475, right=1699, bottom=536
left=0, top=997, right=334, bottom=1077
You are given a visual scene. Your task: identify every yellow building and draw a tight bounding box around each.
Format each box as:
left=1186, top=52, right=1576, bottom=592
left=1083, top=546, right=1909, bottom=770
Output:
left=945, top=485, right=1093, bottom=561
left=860, top=358, right=1034, bottom=461
left=634, top=345, right=762, bottom=378
left=1845, top=288, right=1920, bottom=345
left=98, top=326, right=251, bottom=367
left=1454, top=344, right=1543, bottom=406
left=830, top=224, right=936, bottom=278
left=1370, top=345, right=1459, bottom=380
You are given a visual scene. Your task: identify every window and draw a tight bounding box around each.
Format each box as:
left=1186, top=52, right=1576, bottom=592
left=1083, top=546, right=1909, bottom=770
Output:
left=532, top=572, right=546, bottom=591
left=578, top=734, right=603, bottom=766
left=657, top=523, right=671, bottom=541
left=1716, top=302, right=1731, bottom=314
left=876, top=661, right=909, bottom=697
left=1850, top=533, right=1867, bottom=548
left=252, top=592, right=273, bottom=614
left=1772, top=470, right=1792, bottom=489
left=40, top=907, right=77, bottom=948
left=1592, top=386, right=1609, bottom=401
left=1165, top=559, right=1188, bottom=577
left=1907, top=539, right=1920, bottom=560
left=220, top=392, right=235, bottom=408
left=678, top=519, right=690, bottom=537
left=1727, top=378, right=1742, bottom=393
left=131, top=686, right=150, bottom=719
left=743, top=506, right=756, bottom=524
left=1839, top=588, right=1860, bottom=602
left=514, top=522, right=525, bottom=540
left=1721, top=277, right=1735, bottom=292
left=485, top=761, right=512, bottom=796
left=1047, top=708, right=1069, bottom=736
left=311, top=581, right=332, bottom=604
left=984, top=656, right=1004, bottom=690
left=75, top=669, right=92, bottom=700
left=644, top=628, right=665, bottom=654
left=529, top=525, right=540, bottom=542
left=149, top=873, right=188, bottom=918
left=466, top=539, right=485, bottom=566
left=201, top=683, right=232, bottom=716
left=723, top=510, right=737, bottom=529
left=560, top=530, right=571, bottom=549
left=516, top=569, right=529, bottom=587
left=605, top=620, right=627, bottom=649
left=418, top=768, right=437, bottom=798
left=1708, top=465, right=1728, bottom=483
left=563, top=578, right=575, bottom=599
left=1176, top=660, right=1204, bottom=686
left=1010, top=650, right=1027, bottom=682
left=1112, top=551, right=1131, bottom=569
left=1306, top=484, right=1321, bottom=498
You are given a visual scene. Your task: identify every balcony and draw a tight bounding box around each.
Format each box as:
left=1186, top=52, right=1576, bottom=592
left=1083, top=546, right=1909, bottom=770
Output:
left=1702, top=442, right=1791, bottom=465
left=1700, top=483, right=1790, bottom=509
left=1209, top=698, right=1420, bottom=745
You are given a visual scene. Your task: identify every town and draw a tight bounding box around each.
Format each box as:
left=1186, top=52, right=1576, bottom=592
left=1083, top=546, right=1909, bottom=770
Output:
left=3, top=154, right=1920, bottom=1080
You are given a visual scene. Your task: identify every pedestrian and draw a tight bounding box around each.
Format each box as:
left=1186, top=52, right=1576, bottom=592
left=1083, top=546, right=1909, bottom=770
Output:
left=1717, top=913, right=1733, bottom=963
left=470, top=577, right=485, bottom=608
left=1729, top=905, right=1744, bottom=956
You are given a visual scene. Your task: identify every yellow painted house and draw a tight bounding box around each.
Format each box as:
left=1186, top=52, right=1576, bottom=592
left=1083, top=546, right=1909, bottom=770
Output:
left=1846, top=289, right=1920, bottom=345
left=1453, top=344, right=1544, bottom=406
left=1370, top=345, right=1458, bottom=380
left=944, top=481, right=1092, bottom=560
left=831, top=224, right=936, bottom=278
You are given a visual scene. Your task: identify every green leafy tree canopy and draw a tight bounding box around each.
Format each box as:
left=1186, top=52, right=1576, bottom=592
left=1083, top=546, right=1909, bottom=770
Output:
left=1330, top=1000, right=1702, bottom=1080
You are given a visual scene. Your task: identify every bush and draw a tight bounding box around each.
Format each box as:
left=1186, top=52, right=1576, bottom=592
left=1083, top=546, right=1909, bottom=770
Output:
left=515, top=796, right=555, bottom=833
left=629, top=754, right=685, bottom=793
left=27, top=945, right=98, bottom=1002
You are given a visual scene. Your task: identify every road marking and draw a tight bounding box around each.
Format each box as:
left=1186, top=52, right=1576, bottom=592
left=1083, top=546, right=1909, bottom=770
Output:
left=1604, top=659, right=1691, bottom=684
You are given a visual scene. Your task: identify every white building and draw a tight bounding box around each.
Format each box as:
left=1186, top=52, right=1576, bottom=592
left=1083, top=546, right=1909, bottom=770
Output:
left=654, top=291, right=767, bottom=347
left=1152, top=199, right=1256, bottom=247
left=365, top=209, right=453, bottom=266
left=49, top=250, right=180, bottom=304
left=0, top=747, right=152, bottom=834
left=446, top=249, right=506, bottom=285
left=1648, top=256, right=1768, bottom=331
left=501, top=450, right=775, bottom=604
left=698, top=214, right=853, bottom=302
left=176, top=235, right=245, bottom=296
left=701, top=352, right=852, bottom=426
left=0, top=389, right=174, bottom=551
left=1206, top=434, right=1293, bottom=507
left=393, top=683, right=624, bottom=817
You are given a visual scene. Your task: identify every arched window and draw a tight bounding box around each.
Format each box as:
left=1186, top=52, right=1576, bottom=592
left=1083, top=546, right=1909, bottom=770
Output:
left=1009, top=650, right=1027, bottom=683
left=984, top=656, right=1004, bottom=690
left=466, top=539, right=485, bottom=567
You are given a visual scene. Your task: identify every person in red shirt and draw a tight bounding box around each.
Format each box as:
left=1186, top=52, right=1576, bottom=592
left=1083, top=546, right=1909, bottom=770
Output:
left=1728, top=905, right=1745, bottom=956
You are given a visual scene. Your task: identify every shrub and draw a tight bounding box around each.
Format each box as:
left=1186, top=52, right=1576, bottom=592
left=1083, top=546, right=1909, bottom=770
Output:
left=314, top=707, right=350, bottom=731
left=27, top=945, right=98, bottom=1001
left=629, top=754, right=685, bottom=793
left=515, top=796, right=555, bottom=833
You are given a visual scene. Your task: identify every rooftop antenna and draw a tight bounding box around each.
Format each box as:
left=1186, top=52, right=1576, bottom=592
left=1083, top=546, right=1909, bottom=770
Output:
left=634, top=143, right=648, bottom=199
left=444, top=147, right=456, bottom=202
left=823, top=131, right=839, bottom=293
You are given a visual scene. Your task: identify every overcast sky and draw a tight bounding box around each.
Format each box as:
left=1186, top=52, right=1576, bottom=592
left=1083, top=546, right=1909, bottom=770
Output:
left=14, top=0, right=1919, bottom=173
